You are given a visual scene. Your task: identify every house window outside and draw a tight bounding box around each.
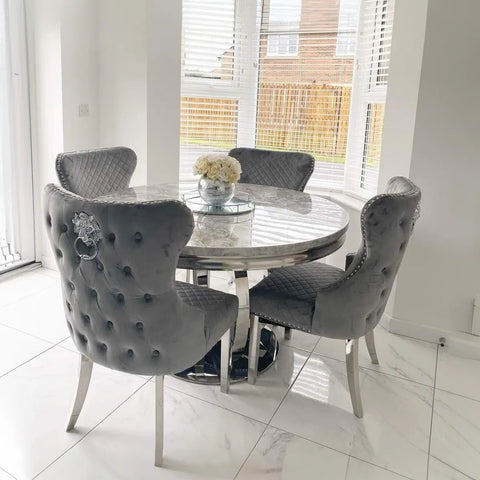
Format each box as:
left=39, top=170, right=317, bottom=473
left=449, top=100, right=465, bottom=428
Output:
left=336, top=0, right=360, bottom=57
left=266, top=0, right=301, bottom=57
left=267, top=33, right=299, bottom=56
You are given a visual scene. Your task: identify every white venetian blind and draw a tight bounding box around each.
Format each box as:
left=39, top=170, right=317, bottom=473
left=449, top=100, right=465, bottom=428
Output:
left=344, top=0, right=395, bottom=195
left=256, top=0, right=360, bottom=190
left=180, top=0, right=395, bottom=195
left=180, top=0, right=261, bottom=184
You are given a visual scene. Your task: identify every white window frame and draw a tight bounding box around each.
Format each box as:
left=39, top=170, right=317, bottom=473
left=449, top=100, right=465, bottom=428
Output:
left=336, top=0, right=361, bottom=57
left=344, top=0, right=394, bottom=198
left=0, top=0, right=35, bottom=272
left=180, top=0, right=260, bottom=166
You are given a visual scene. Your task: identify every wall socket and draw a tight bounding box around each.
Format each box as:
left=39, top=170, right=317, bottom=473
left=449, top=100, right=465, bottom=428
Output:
left=78, top=103, right=90, bottom=117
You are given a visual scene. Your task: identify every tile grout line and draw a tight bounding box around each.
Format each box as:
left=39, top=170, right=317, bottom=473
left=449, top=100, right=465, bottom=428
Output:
left=232, top=423, right=269, bottom=480
left=0, top=320, right=68, bottom=346
left=0, top=465, right=17, bottom=480
left=426, top=344, right=440, bottom=479
left=344, top=456, right=351, bottom=480
left=232, top=335, right=321, bottom=480
left=163, top=381, right=269, bottom=427
left=429, top=455, right=477, bottom=480
left=312, top=348, right=437, bottom=389
left=0, top=342, right=59, bottom=381
left=266, top=335, right=320, bottom=426
left=269, top=425, right=415, bottom=480
left=31, top=377, right=152, bottom=479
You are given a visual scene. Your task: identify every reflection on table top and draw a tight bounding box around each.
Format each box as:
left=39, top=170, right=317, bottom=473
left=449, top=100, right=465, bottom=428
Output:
left=98, top=183, right=349, bottom=264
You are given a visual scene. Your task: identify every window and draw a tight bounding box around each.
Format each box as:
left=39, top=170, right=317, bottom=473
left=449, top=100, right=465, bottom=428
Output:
left=267, top=33, right=299, bottom=56
left=0, top=0, right=35, bottom=272
left=180, top=0, right=395, bottom=197
left=344, top=0, right=394, bottom=195
left=266, top=0, right=301, bottom=56
left=336, top=0, right=361, bottom=57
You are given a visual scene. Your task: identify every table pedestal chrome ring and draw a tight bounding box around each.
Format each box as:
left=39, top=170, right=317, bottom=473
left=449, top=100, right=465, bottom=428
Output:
left=173, top=270, right=279, bottom=384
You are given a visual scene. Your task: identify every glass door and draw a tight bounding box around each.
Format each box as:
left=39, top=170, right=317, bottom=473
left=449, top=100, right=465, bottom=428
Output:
left=0, top=0, right=35, bottom=273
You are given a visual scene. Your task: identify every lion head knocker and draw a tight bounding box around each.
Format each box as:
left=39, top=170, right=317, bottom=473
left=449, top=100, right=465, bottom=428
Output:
left=72, top=212, right=102, bottom=261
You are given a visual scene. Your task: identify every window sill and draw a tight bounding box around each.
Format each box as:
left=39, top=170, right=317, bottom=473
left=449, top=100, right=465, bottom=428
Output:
left=305, top=186, right=366, bottom=212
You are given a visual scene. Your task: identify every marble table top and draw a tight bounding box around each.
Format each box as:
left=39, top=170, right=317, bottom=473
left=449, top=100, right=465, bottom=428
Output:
left=98, top=183, right=349, bottom=270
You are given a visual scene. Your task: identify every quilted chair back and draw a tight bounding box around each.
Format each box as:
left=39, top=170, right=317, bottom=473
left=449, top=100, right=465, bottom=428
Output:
left=44, top=184, right=212, bottom=376
left=313, top=177, right=421, bottom=339
left=229, top=147, right=315, bottom=191
left=56, top=147, right=137, bottom=198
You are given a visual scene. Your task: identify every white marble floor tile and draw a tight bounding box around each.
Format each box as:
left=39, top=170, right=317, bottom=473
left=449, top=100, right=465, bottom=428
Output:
left=165, top=345, right=308, bottom=423
left=270, top=355, right=432, bottom=480
left=0, top=346, right=147, bottom=479
left=272, top=326, right=320, bottom=352
left=436, top=346, right=480, bottom=402
left=235, top=426, right=349, bottom=480
left=430, top=389, right=480, bottom=480
left=314, top=326, right=438, bottom=386
left=36, top=382, right=266, bottom=480
left=0, top=269, right=57, bottom=308
left=428, top=457, right=474, bottom=480
left=0, top=324, right=53, bottom=377
left=0, top=467, right=15, bottom=480
left=36, top=267, right=60, bottom=280
left=346, top=457, right=410, bottom=479
left=58, top=336, right=76, bottom=353
left=0, top=286, right=69, bottom=343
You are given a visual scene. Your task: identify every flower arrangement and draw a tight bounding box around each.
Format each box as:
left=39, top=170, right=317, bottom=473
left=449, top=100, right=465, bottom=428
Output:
left=194, top=153, right=242, bottom=184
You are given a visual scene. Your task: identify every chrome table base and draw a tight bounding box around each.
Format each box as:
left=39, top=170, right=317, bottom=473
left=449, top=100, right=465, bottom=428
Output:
left=173, top=269, right=279, bottom=385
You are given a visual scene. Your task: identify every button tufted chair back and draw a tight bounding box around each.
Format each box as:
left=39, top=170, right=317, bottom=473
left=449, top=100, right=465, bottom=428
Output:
left=44, top=183, right=217, bottom=376
left=312, top=176, right=421, bottom=339
left=229, top=147, right=315, bottom=192
left=56, top=146, right=137, bottom=198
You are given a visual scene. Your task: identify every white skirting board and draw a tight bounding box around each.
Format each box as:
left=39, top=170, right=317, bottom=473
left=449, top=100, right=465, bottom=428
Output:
left=380, top=314, right=480, bottom=358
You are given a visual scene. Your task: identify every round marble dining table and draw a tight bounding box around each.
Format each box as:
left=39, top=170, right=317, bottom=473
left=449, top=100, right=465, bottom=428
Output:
left=98, top=183, right=349, bottom=384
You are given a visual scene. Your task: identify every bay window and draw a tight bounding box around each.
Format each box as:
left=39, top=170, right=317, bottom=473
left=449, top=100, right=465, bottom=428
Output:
left=180, top=0, right=395, bottom=198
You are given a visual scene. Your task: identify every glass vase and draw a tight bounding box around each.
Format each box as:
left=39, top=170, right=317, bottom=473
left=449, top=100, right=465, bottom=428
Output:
left=198, top=175, right=235, bottom=206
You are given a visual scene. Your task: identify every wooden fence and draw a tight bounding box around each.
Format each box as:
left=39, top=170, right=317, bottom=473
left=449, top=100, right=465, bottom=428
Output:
left=181, top=82, right=352, bottom=158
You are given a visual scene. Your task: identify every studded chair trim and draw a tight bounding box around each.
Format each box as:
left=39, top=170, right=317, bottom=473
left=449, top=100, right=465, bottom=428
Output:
left=56, top=146, right=137, bottom=198
left=249, top=176, right=421, bottom=340
left=311, top=176, right=421, bottom=339
left=229, top=147, right=315, bottom=192
left=44, top=184, right=238, bottom=376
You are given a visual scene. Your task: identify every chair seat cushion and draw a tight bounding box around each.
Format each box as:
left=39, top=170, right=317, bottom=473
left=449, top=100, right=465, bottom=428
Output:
left=176, top=281, right=238, bottom=350
left=249, top=262, right=344, bottom=332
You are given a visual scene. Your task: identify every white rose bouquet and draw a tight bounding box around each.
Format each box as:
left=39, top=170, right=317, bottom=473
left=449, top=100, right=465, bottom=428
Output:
left=194, top=153, right=242, bottom=184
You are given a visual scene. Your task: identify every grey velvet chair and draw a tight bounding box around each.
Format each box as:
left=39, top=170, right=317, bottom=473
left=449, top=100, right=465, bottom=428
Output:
left=228, top=147, right=315, bottom=192
left=55, top=146, right=137, bottom=198
left=227, top=147, right=316, bottom=339
left=44, top=183, right=238, bottom=467
left=247, top=176, right=421, bottom=418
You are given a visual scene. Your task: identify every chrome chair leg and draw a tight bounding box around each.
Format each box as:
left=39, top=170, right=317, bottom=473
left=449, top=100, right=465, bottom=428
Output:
left=365, top=330, right=379, bottom=364
left=154, top=375, right=164, bottom=467
left=345, top=339, right=364, bottom=418
left=66, top=354, right=93, bottom=431
left=220, top=327, right=233, bottom=393
left=284, top=327, right=292, bottom=340
left=248, top=314, right=261, bottom=384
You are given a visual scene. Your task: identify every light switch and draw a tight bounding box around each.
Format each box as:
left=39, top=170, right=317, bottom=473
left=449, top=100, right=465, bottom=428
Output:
left=78, top=104, right=90, bottom=117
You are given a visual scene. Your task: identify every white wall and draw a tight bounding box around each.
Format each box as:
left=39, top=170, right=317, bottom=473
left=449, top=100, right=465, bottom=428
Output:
left=60, top=0, right=99, bottom=152
left=383, top=0, right=480, bottom=338
left=97, top=0, right=148, bottom=186
left=26, top=0, right=64, bottom=268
